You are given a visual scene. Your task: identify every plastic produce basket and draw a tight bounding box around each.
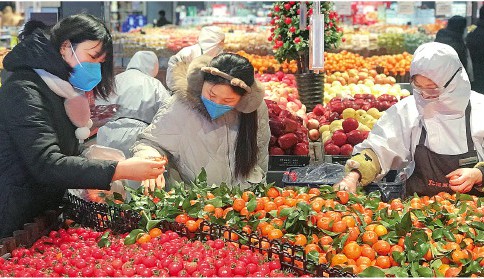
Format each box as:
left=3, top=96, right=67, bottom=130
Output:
left=63, top=192, right=356, bottom=277
left=363, top=170, right=406, bottom=202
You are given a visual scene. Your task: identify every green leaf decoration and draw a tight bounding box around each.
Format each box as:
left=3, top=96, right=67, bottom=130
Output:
left=359, top=266, right=386, bottom=277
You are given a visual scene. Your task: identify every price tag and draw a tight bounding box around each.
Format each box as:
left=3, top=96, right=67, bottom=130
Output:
left=397, top=2, right=414, bottom=15
left=334, top=2, right=352, bottom=16
left=359, top=35, right=370, bottom=48
left=435, top=2, right=452, bottom=16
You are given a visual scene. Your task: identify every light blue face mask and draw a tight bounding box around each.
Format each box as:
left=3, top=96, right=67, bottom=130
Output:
left=201, top=95, right=234, bottom=120
left=68, top=44, right=102, bottom=92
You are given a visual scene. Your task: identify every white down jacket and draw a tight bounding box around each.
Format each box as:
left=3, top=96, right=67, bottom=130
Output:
left=97, top=51, right=170, bottom=157
left=132, top=55, right=270, bottom=188
left=354, top=42, right=484, bottom=180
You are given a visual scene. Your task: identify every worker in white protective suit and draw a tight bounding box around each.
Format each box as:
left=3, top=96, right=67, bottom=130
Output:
left=335, top=42, right=484, bottom=197
left=165, top=26, right=225, bottom=91
left=97, top=51, right=170, bottom=158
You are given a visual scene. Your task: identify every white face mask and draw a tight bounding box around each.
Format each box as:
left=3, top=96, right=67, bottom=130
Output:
left=412, top=67, right=462, bottom=100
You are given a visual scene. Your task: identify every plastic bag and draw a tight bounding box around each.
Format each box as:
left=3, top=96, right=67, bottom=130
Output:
left=283, top=162, right=345, bottom=186
left=68, top=145, right=127, bottom=202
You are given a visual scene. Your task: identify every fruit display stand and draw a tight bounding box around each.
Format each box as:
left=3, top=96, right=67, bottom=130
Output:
left=0, top=209, right=61, bottom=259
left=63, top=192, right=355, bottom=277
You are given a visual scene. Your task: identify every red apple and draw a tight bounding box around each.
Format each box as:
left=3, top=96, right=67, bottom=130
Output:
left=342, top=118, right=359, bottom=133
left=324, top=143, right=341, bottom=155
left=347, top=130, right=365, bottom=145
left=270, top=147, right=285, bottom=155
left=340, top=144, right=354, bottom=156
left=324, top=138, right=334, bottom=147
left=328, top=112, right=340, bottom=122
left=313, top=104, right=326, bottom=116
left=331, top=102, right=345, bottom=115
left=332, top=132, right=347, bottom=147
left=293, top=143, right=309, bottom=155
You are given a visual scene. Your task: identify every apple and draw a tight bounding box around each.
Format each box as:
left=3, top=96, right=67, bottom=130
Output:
left=330, top=102, right=345, bottom=115
left=332, top=132, right=347, bottom=147
left=324, top=138, right=334, bottom=147
left=270, top=147, right=285, bottom=155
left=307, top=119, right=320, bottom=130
left=342, top=118, right=359, bottom=133
left=328, top=112, right=340, bottom=122
left=308, top=129, right=320, bottom=141
left=313, top=104, right=326, bottom=116
left=293, top=143, right=309, bottom=155
left=324, top=143, right=341, bottom=155
left=340, top=144, right=354, bottom=156
left=347, top=130, right=365, bottom=145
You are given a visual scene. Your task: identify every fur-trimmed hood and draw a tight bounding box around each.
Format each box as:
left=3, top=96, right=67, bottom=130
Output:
left=170, top=54, right=265, bottom=120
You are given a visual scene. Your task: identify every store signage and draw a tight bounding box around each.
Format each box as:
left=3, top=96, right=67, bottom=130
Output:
left=397, top=2, right=414, bottom=15
left=334, top=2, right=352, bottom=16
left=435, top=2, right=452, bottom=16
left=212, top=4, right=228, bottom=17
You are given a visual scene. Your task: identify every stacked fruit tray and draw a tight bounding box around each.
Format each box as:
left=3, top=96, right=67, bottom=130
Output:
left=63, top=192, right=356, bottom=277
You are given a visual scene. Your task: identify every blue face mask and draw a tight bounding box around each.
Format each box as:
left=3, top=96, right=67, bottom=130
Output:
left=68, top=44, right=102, bottom=92
left=201, top=95, right=234, bottom=120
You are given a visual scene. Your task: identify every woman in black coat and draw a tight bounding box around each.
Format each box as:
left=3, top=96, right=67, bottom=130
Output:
left=435, top=15, right=468, bottom=72
left=0, top=14, right=166, bottom=238
left=467, top=6, right=484, bottom=93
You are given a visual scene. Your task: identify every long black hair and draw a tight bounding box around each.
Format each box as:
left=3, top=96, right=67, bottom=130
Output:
left=50, top=14, right=114, bottom=100
left=204, top=53, right=258, bottom=179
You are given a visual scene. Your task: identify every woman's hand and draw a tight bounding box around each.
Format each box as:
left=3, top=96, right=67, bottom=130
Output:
left=142, top=174, right=165, bottom=196
left=333, top=171, right=361, bottom=194
left=446, top=168, right=483, bottom=193
left=112, top=157, right=166, bottom=182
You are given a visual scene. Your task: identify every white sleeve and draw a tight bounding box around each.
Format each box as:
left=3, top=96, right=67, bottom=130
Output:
left=353, top=104, right=412, bottom=177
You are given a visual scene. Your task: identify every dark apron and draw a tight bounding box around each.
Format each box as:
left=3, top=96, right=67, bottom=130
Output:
left=406, top=102, right=484, bottom=197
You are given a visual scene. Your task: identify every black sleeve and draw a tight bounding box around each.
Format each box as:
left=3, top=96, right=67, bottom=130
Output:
left=3, top=82, right=117, bottom=190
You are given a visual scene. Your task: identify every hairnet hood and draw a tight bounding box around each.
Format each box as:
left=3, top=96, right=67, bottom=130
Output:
left=126, top=51, right=159, bottom=77
left=410, top=42, right=471, bottom=119
left=198, top=26, right=225, bottom=53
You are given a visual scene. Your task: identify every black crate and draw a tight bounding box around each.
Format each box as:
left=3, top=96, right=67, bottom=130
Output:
left=62, top=192, right=356, bottom=277
left=268, top=155, right=310, bottom=171
left=324, top=155, right=351, bottom=165
left=363, top=170, right=406, bottom=202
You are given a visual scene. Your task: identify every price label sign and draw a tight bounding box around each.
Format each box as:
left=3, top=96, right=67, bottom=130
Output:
left=435, top=2, right=452, bottom=16
left=397, top=2, right=414, bottom=15
left=359, top=35, right=370, bottom=48
left=334, top=2, right=352, bottom=16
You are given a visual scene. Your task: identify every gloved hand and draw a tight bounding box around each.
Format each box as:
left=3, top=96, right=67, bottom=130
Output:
left=333, top=171, right=360, bottom=194
left=113, top=157, right=167, bottom=182
left=446, top=168, right=483, bottom=193
left=142, top=174, right=166, bottom=196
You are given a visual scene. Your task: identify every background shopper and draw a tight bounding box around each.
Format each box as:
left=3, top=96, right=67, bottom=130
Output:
left=165, top=25, right=225, bottom=91
left=467, top=6, right=484, bottom=93
left=97, top=51, right=170, bottom=157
